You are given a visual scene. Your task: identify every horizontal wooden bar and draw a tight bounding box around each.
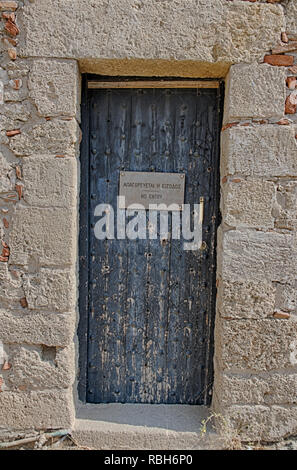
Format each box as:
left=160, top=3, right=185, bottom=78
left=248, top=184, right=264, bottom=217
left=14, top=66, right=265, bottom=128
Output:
left=88, top=80, right=220, bottom=89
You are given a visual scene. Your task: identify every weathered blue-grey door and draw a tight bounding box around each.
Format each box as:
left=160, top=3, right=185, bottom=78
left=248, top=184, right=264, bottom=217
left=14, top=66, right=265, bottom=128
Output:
left=80, top=83, right=221, bottom=404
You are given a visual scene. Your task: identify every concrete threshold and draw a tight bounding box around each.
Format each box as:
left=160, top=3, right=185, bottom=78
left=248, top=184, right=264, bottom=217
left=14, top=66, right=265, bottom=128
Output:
left=73, top=404, right=224, bottom=450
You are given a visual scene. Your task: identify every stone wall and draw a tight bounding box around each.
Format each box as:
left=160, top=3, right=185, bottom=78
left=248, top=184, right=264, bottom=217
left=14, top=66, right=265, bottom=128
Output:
left=0, top=0, right=296, bottom=443
left=0, top=0, right=80, bottom=431
left=214, top=1, right=297, bottom=440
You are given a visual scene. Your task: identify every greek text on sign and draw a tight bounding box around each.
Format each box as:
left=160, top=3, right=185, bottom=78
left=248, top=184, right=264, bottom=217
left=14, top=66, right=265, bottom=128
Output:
left=119, top=171, right=185, bottom=210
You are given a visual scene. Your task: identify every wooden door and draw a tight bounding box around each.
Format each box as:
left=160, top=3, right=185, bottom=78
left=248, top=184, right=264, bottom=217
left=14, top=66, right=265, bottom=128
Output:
left=79, top=82, right=221, bottom=405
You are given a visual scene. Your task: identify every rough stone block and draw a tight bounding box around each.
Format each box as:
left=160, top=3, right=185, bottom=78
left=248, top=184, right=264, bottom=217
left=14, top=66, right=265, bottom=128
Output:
left=22, top=156, right=77, bottom=207
left=28, top=59, right=80, bottom=118
left=3, top=79, right=28, bottom=102
left=0, top=264, right=23, bottom=308
left=217, top=228, right=296, bottom=282
left=286, top=0, right=297, bottom=36
left=8, top=119, right=80, bottom=157
left=6, top=59, right=30, bottom=79
left=73, top=404, right=223, bottom=450
left=222, top=179, right=275, bottom=228
left=0, top=309, right=74, bottom=346
left=19, top=1, right=284, bottom=75
left=211, top=403, right=297, bottom=442
left=224, top=64, right=286, bottom=121
left=0, top=390, right=74, bottom=430
left=275, top=282, right=297, bottom=314
left=217, top=280, right=276, bottom=319
left=22, top=268, right=76, bottom=312
left=215, top=317, right=297, bottom=371
left=9, top=207, right=77, bottom=266
left=221, top=124, right=297, bottom=178
left=5, top=344, right=74, bottom=391
left=274, top=181, right=297, bottom=229
left=213, top=371, right=297, bottom=407
left=0, top=102, right=31, bottom=129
